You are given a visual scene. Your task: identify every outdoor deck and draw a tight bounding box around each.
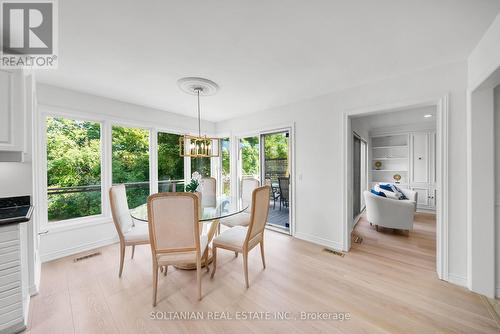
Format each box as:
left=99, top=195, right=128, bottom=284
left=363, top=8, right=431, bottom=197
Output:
left=267, top=200, right=289, bottom=230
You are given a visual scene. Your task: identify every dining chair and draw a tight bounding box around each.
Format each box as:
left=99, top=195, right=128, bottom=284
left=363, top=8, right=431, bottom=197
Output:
left=200, top=177, right=216, bottom=208
left=211, top=185, right=270, bottom=288
left=278, top=177, right=289, bottom=210
left=109, top=184, right=150, bottom=278
left=147, top=192, right=209, bottom=306
left=220, top=178, right=259, bottom=228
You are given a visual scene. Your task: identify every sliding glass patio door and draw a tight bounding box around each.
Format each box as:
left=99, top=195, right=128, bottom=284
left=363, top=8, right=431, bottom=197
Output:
left=261, top=131, right=290, bottom=232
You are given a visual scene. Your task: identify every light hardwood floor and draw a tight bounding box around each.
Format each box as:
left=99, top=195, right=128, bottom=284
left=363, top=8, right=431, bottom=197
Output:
left=26, top=215, right=499, bottom=333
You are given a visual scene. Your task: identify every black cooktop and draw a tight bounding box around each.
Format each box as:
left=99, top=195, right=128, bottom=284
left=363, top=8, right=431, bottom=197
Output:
left=0, top=196, right=33, bottom=226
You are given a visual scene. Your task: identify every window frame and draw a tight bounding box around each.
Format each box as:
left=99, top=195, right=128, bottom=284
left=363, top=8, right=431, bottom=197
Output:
left=36, top=104, right=216, bottom=233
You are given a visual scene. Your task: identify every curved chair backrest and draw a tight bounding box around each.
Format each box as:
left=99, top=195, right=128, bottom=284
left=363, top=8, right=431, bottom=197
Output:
left=242, top=178, right=260, bottom=205
left=278, top=177, right=289, bottom=201
left=147, top=192, right=200, bottom=253
left=200, top=177, right=216, bottom=208
left=109, top=185, right=133, bottom=239
left=247, top=186, right=271, bottom=241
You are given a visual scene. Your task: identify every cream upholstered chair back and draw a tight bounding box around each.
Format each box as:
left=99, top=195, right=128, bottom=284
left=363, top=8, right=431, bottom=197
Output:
left=200, top=177, right=216, bottom=208
left=109, top=185, right=133, bottom=238
left=147, top=193, right=200, bottom=252
left=241, top=178, right=260, bottom=206
left=247, top=186, right=271, bottom=240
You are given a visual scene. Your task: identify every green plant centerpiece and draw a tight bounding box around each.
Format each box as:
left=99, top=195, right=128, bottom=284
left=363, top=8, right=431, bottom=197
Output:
left=185, top=171, right=202, bottom=192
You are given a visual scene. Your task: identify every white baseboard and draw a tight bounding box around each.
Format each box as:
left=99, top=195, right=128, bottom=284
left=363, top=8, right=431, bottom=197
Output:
left=40, top=236, right=118, bottom=262
left=447, top=273, right=467, bottom=287
left=295, top=232, right=343, bottom=251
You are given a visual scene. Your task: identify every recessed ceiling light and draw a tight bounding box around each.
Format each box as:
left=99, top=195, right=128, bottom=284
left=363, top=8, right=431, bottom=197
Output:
left=424, top=114, right=433, bottom=118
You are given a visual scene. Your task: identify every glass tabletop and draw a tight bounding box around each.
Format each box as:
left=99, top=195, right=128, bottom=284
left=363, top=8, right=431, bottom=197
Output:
left=130, top=196, right=249, bottom=223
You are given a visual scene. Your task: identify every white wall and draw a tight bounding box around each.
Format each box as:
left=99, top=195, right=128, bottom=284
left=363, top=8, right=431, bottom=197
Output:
left=216, top=61, right=468, bottom=283
left=36, top=84, right=216, bottom=262
left=495, top=85, right=500, bottom=295
left=0, top=163, right=32, bottom=197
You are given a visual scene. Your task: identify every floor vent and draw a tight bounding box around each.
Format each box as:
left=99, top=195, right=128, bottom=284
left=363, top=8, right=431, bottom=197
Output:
left=73, top=251, right=101, bottom=262
left=323, top=248, right=345, bottom=257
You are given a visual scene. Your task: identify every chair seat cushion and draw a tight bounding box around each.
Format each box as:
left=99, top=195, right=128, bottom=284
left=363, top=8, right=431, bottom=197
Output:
left=220, top=212, right=251, bottom=227
left=123, top=223, right=149, bottom=243
left=213, top=226, right=248, bottom=249
left=156, top=235, right=208, bottom=265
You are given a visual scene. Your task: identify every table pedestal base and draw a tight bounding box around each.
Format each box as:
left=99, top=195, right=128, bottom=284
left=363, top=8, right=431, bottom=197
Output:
left=174, top=248, right=214, bottom=270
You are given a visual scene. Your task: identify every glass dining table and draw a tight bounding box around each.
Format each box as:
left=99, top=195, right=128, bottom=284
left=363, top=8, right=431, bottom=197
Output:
left=129, top=196, right=248, bottom=270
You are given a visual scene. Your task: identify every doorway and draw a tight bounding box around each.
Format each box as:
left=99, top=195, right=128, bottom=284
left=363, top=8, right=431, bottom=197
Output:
left=237, top=128, right=293, bottom=235
left=342, top=96, right=449, bottom=281
left=261, top=131, right=290, bottom=232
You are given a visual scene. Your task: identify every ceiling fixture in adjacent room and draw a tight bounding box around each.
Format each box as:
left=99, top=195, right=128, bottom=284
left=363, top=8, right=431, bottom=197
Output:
left=177, top=77, right=220, bottom=158
left=424, top=114, right=433, bottom=118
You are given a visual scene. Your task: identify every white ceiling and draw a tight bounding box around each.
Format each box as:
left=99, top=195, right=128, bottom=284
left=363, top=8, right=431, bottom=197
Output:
left=36, top=0, right=500, bottom=122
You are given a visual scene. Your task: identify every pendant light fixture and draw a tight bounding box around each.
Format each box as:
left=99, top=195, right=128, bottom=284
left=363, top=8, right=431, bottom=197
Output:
left=177, top=77, right=220, bottom=158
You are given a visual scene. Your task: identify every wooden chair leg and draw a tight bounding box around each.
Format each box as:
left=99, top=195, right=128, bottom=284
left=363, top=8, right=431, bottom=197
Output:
left=152, top=264, right=158, bottom=307
left=260, top=240, right=266, bottom=269
left=243, top=251, right=249, bottom=288
left=235, top=251, right=238, bottom=258
left=118, top=243, right=125, bottom=278
left=163, top=265, right=168, bottom=276
left=196, top=259, right=202, bottom=301
left=131, top=245, right=135, bottom=259
left=210, top=247, right=217, bottom=279
left=202, top=249, right=209, bottom=273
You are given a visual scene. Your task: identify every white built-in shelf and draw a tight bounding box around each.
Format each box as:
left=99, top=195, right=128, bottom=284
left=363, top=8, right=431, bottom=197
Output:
left=372, top=145, right=408, bottom=149
left=373, top=157, right=407, bottom=160
left=371, top=169, right=408, bottom=172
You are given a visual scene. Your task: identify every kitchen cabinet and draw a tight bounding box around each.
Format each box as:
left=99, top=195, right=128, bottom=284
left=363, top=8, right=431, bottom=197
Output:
left=0, top=70, right=34, bottom=161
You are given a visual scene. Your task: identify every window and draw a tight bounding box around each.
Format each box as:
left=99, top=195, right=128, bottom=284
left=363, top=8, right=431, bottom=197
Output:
left=157, top=132, right=184, bottom=192
left=221, top=138, right=230, bottom=196
left=112, top=125, right=150, bottom=208
left=240, top=136, right=260, bottom=180
left=191, top=157, right=211, bottom=177
left=46, top=117, right=102, bottom=222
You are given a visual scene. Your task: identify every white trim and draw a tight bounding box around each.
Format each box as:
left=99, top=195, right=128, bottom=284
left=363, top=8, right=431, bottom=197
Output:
left=40, top=236, right=118, bottom=263
left=341, top=94, right=449, bottom=281
left=295, top=232, right=343, bottom=251
left=448, top=273, right=467, bottom=287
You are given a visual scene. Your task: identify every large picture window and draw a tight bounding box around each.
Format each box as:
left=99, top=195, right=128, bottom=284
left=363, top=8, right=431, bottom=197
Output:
left=157, top=132, right=184, bottom=192
left=46, top=117, right=102, bottom=222
left=112, top=125, right=150, bottom=208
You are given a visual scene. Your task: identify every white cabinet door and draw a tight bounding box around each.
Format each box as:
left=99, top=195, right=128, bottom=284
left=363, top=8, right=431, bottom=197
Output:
left=0, top=70, right=25, bottom=152
left=412, top=187, right=430, bottom=208
left=411, top=133, right=429, bottom=183
left=0, top=71, right=12, bottom=146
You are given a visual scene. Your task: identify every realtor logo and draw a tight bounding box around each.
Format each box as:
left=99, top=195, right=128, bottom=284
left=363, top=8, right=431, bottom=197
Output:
left=1, top=0, right=58, bottom=68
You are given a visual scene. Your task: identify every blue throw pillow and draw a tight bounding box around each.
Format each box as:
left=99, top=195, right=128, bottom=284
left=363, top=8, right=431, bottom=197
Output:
left=370, top=189, right=386, bottom=197
left=379, top=184, right=394, bottom=192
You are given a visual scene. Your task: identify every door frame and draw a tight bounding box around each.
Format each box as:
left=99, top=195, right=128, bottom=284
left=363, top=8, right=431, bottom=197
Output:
left=341, top=95, right=449, bottom=281
left=260, top=128, right=292, bottom=234
left=234, top=123, right=296, bottom=236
